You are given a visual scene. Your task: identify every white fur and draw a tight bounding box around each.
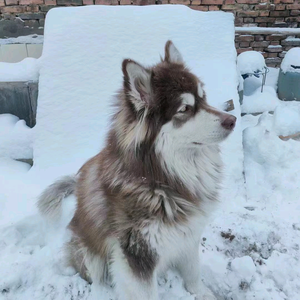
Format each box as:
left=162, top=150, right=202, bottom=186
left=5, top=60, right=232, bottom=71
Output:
left=180, top=93, right=195, bottom=107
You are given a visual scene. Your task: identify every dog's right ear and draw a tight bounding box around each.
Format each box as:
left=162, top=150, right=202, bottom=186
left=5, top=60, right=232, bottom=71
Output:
left=122, top=59, right=152, bottom=111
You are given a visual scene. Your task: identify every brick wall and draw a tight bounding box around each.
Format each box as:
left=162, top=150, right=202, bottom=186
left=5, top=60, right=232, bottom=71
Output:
left=236, top=28, right=300, bottom=67
left=0, top=0, right=299, bottom=65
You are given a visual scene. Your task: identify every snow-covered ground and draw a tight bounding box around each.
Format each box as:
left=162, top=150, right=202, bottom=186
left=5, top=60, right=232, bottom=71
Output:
left=1, top=82, right=300, bottom=300
left=0, top=5, right=300, bottom=300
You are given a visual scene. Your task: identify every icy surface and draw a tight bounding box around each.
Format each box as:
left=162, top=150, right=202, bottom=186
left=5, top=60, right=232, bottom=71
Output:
left=237, top=51, right=266, bottom=75
left=0, top=57, right=40, bottom=82
left=281, top=47, right=300, bottom=73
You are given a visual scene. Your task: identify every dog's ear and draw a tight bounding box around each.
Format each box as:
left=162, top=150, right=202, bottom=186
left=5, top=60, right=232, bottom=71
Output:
left=164, top=40, right=184, bottom=64
left=122, top=59, right=151, bottom=111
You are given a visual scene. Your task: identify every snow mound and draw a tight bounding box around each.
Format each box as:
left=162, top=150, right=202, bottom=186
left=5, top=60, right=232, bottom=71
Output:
left=0, top=57, right=40, bottom=82
left=237, top=51, right=266, bottom=75
left=0, top=34, right=44, bottom=45
left=281, top=47, right=300, bottom=73
left=0, top=114, right=33, bottom=159
left=242, top=85, right=280, bottom=113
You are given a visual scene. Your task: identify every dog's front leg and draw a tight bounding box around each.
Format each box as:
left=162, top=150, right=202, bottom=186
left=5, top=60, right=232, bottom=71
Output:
left=111, top=241, right=158, bottom=300
left=176, top=244, right=216, bottom=300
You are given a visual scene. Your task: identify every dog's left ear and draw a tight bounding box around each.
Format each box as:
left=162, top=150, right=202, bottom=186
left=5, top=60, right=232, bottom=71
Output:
left=122, top=59, right=151, bottom=111
left=164, top=40, right=184, bottom=64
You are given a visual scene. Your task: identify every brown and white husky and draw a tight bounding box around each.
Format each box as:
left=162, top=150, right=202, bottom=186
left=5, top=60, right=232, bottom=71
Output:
left=38, top=41, right=236, bottom=300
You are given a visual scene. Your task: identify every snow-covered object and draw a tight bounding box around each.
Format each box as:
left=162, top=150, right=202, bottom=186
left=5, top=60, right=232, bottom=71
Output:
left=0, top=6, right=245, bottom=300
left=237, top=51, right=266, bottom=75
left=0, top=57, right=40, bottom=82
left=242, top=85, right=280, bottom=113
left=0, top=114, right=33, bottom=159
left=231, top=256, right=256, bottom=283
left=281, top=47, right=300, bottom=73
left=33, top=5, right=241, bottom=178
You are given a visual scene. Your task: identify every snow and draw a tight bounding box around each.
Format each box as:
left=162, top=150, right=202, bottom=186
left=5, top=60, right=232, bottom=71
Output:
left=0, top=34, right=44, bottom=45
left=0, top=114, right=33, bottom=159
left=281, top=47, right=300, bottom=73
left=237, top=51, right=266, bottom=75
left=0, top=5, right=299, bottom=300
left=235, top=27, right=300, bottom=34
left=0, top=57, right=40, bottom=82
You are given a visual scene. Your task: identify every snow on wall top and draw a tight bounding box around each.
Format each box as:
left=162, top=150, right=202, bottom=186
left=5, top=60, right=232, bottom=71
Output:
left=281, top=47, right=300, bottom=73
left=33, top=5, right=240, bottom=180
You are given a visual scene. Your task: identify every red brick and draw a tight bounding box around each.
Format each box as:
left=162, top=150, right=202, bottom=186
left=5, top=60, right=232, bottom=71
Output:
left=265, top=45, right=282, bottom=52
left=0, top=0, right=5, bottom=5
left=268, top=53, right=279, bottom=58
left=236, top=35, right=254, bottom=42
left=209, top=5, right=220, bottom=10
left=275, top=4, right=285, bottom=10
left=26, top=4, right=40, bottom=11
left=256, top=17, right=275, bottom=23
left=270, top=10, right=289, bottom=17
left=238, top=10, right=259, bottom=17
left=259, top=10, right=269, bottom=16
left=1, top=5, right=25, bottom=12
left=222, top=4, right=235, bottom=10
left=286, top=4, right=300, bottom=9
left=83, top=0, right=94, bottom=4
left=95, top=0, right=118, bottom=3
left=240, top=42, right=250, bottom=47
left=19, top=0, right=43, bottom=4
left=5, top=0, right=18, bottom=5
left=236, top=0, right=258, bottom=3
left=274, top=0, right=293, bottom=3
left=201, top=0, right=223, bottom=4
left=45, top=0, right=56, bottom=4
left=244, top=17, right=254, bottom=22
left=266, top=34, right=285, bottom=41
left=237, top=48, right=252, bottom=54
left=170, top=0, right=189, bottom=3
left=291, top=10, right=300, bottom=16
left=132, top=0, right=155, bottom=4
left=253, top=47, right=264, bottom=51
left=224, top=0, right=234, bottom=3
left=256, top=3, right=275, bottom=10
left=191, top=0, right=201, bottom=4
left=270, top=41, right=280, bottom=45
left=261, top=52, right=268, bottom=58
left=258, top=23, right=267, bottom=26
left=189, top=4, right=208, bottom=10
left=251, top=41, right=269, bottom=47
left=255, top=35, right=264, bottom=41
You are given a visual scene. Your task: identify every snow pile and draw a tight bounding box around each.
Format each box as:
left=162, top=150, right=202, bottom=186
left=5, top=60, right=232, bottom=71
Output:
left=281, top=47, right=300, bottom=73
left=242, top=85, right=280, bottom=113
left=0, top=34, right=44, bottom=45
left=237, top=51, right=266, bottom=75
left=0, top=114, right=33, bottom=159
left=0, top=57, right=40, bottom=82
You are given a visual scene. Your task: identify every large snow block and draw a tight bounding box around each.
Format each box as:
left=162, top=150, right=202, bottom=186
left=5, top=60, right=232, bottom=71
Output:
left=33, top=5, right=242, bottom=180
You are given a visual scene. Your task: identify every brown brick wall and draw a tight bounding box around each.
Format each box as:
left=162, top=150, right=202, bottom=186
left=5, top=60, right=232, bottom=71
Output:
left=1, top=0, right=300, bottom=29
left=236, top=30, right=300, bottom=67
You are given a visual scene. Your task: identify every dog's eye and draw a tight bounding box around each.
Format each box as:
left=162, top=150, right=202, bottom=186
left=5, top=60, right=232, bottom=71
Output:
left=178, top=105, right=190, bottom=113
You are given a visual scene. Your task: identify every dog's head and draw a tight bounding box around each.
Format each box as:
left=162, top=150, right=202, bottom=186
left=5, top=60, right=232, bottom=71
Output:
left=116, top=41, right=236, bottom=155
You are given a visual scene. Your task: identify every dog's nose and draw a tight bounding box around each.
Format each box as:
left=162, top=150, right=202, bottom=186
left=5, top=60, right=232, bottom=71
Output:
left=221, top=115, right=236, bottom=130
